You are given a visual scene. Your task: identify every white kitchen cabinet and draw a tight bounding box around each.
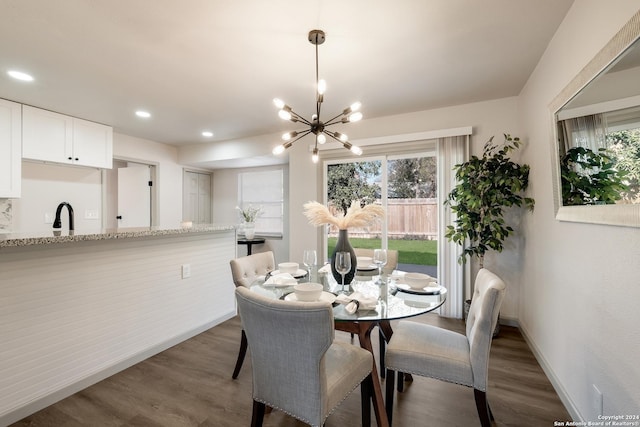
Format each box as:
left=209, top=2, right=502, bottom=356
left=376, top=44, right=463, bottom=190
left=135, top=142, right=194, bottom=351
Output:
left=0, top=99, right=22, bottom=197
left=22, top=105, right=113, bottom=169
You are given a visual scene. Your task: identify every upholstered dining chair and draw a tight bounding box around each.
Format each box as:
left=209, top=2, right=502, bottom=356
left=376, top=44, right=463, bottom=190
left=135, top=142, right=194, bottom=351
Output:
left=229, top=251, right=276, bottom=379
left=235, top=286, right=374, bottom=427
left=384, top=268, right=506, bottom=427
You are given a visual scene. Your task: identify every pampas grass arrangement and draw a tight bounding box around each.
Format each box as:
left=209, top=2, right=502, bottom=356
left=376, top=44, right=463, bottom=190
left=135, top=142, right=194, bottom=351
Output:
left=303, top=200, right=385, bottom=230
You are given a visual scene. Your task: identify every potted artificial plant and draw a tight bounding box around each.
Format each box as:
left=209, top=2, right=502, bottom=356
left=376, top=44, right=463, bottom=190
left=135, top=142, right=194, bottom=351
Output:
left=445, top=134, right=535, bottom=330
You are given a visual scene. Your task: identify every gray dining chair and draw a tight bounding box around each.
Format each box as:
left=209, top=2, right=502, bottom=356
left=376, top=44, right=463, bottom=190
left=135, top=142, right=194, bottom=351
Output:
left=229, top=251, right=276, bottom=379
left=384, top=268, right=506, bottom=427
left=235, top=286, right=374, bottom=427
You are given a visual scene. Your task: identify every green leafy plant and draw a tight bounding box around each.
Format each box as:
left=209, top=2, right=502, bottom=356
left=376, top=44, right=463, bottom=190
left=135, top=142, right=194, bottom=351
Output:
left=445, top=134, right=535, bottom=268
left=560, top=146, right=628, bottom=206
left=236, top=205, right=262, bottom=223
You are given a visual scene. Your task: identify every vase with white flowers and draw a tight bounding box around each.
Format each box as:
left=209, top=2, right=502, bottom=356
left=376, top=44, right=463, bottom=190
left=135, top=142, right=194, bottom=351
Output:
left=304, top=200, right=385, bottom=285
left=236, top=205, right=262, bottom=239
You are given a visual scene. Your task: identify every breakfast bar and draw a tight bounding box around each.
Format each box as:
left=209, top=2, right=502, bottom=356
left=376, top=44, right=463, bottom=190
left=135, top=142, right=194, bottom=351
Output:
left=0, top=225, right=237, bottom=425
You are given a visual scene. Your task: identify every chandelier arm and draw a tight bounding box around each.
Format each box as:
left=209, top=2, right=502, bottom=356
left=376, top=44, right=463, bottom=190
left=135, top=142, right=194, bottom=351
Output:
left=325, top=131, right=350, bottom=145
left=323, top=112, right=347, bottom=126
left=289, top=110, right=313, bottom=126
left=286, top=129, right=313, bottom=145
left=323, top=118, right=345, bottom=127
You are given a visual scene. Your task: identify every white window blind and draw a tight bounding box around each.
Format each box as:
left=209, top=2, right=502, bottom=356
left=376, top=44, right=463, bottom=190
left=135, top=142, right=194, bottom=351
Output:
left=238, top=169, right=284, bottom=236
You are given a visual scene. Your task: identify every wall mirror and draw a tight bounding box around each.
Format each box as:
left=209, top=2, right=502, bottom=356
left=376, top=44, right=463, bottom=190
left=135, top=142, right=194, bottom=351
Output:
left=550, top=11, right=640, bottom=227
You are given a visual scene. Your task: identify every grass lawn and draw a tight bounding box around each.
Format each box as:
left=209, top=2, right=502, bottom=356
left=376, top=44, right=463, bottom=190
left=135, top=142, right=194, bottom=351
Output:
left=327, top=237, right=437, bottom=265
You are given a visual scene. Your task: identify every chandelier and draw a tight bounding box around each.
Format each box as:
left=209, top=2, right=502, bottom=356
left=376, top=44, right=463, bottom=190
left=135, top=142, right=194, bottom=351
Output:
left=272, top=29, right=363, bottom=163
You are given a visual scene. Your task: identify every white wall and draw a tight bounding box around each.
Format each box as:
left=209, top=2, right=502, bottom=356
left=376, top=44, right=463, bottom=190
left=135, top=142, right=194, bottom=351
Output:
left=12, top=162, right=103, bottom=234
left=518, top=1, right=640, bottom=421
left=112, top=133, right=183, bottom=228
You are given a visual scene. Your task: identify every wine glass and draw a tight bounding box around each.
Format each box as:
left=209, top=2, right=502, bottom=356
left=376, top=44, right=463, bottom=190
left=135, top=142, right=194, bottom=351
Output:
left=335, top=252, right=351, bottom=294
left=303, top=249, right=317, bottom=282
left=373, top=249, right=387, bottom=283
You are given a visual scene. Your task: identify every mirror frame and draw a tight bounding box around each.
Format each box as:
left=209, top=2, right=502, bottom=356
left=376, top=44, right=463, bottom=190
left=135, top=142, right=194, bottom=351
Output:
left=550, top=10, right=640, bottom=228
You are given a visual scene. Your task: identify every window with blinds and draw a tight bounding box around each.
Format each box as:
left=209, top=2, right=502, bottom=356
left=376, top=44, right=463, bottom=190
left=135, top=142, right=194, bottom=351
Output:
left=238, top=169, right=284, bottom=236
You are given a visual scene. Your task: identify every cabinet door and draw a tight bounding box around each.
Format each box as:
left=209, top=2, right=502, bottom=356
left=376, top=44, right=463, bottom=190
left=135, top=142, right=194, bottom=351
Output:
left=0, top=99, right=22, bottom=197
left=72, top=118, right=113, bottom=169
left=22, top=105, right=73, bottom=164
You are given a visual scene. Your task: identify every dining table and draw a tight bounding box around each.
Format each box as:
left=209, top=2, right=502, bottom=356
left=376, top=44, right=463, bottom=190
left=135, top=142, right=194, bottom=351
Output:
left=250, top=266, right=447, bottom=427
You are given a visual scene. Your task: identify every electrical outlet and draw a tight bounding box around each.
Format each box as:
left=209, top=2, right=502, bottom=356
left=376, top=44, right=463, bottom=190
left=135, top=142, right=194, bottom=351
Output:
left=592, top=384, right=603, bottom=417
left=84, top=209, right=100, bottom=220
left=181, top=264, right=191, bottom=279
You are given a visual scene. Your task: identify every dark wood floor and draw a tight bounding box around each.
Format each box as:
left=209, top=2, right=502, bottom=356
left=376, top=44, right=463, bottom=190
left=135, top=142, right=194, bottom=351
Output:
left=12, top=314, right=569, bottom=427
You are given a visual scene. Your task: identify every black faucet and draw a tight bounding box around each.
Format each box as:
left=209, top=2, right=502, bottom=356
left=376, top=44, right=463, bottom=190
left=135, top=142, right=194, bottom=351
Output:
left=53, top=202, right=74, bottom=231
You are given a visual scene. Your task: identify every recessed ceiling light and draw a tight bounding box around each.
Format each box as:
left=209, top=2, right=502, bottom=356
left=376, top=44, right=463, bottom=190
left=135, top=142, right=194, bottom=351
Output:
left=135, top=110, right=151, bottom=118
left=7, top=70, right=34, bottom=82
left=202, top=131, right=214, bottom=137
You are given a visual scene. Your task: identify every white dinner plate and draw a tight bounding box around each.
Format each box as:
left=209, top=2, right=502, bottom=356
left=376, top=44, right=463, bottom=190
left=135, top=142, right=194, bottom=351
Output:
left=395, top=283, right=447, bottom=295
left=270, top=269, right=308, bottom=279
left=263, top=279, right=297, bottom=288
left=284, top=291, right=337, bottom=304
left=356, top=265, right=377, bottom=272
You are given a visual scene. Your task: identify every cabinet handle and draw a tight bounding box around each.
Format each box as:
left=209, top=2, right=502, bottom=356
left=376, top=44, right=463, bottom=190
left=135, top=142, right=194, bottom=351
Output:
left=75, top=157, right=79, bottom=161
left=68, top=157, right=73, bottom=160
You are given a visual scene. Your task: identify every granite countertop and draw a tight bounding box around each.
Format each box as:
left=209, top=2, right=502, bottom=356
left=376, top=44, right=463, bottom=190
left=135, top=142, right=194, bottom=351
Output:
left=0, top=224, right=237, bottom=248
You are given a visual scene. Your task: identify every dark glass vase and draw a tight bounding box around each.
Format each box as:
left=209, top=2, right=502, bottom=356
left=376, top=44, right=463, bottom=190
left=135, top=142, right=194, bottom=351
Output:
left=330, top=229, right=357, bottom=288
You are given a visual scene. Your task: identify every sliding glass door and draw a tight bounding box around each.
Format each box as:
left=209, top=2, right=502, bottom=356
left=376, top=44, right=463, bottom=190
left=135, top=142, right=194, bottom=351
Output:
left=324, top=151, right=437, bottom=276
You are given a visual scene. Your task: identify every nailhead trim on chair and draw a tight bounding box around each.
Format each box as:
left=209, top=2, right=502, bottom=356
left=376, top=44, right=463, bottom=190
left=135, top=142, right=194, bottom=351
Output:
left=254, top=371, right=371, bottom=427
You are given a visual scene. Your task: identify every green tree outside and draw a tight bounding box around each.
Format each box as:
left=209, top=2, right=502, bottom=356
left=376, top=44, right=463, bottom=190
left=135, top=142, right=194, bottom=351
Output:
left=327, top=161, right=381, bottom=213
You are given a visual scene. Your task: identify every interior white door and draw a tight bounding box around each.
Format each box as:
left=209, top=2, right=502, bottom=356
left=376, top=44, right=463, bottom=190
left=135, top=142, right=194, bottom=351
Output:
left=117, top=166, right=151, bottom=228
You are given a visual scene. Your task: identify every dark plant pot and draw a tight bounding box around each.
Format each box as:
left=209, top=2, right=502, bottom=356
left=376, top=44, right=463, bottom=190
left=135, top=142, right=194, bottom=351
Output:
left=464, top=298, right=500, bottom=338
left=330, top=229, right=357, bottom=290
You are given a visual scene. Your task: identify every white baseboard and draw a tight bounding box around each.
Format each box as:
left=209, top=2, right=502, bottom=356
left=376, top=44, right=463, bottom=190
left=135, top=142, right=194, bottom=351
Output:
left=518, top=321, right=582, bottom=422
left=498, top=314, right=519, bottom=327
left=0, top=311, right=236, bottom=427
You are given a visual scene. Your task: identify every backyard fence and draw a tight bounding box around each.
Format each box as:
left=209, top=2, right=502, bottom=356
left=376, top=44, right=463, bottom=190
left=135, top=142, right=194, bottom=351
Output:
left=328, top=198, right=438, bottom=240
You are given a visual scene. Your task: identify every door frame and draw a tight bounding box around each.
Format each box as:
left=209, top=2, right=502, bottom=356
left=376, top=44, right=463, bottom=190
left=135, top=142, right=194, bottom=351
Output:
left=103, top=156, right=159, bottom=229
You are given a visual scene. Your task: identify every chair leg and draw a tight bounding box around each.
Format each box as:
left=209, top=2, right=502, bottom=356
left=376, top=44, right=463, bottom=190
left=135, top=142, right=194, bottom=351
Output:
left=385, top=369, right=395, bottom=426
left=251, top=400, right=265, bottom=427
left=360, top=373, right=373, bottom=427
left=474, top=389, right=492, bottom=427
left=378, top=328, right=386, bottom=379
left=397, top=371, right=404, bottom=393
left=232, top=329, right=248, bottom=379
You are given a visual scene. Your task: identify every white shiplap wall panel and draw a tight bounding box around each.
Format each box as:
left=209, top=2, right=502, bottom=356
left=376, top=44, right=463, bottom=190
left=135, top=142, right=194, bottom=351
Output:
left=0, top=230, right=236, bottom=424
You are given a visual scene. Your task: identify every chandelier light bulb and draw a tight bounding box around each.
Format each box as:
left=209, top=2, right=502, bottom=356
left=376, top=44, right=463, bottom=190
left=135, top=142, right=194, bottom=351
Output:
left=273, top=144, right=286, bottom=155
left=333, top=131, right=349, bottom=142
left=317, top=79, right=327, bottom=95
left=278, top=110, right=292, bottom=121
left=317, top=133, right=326, bottom=144
left=350, top=102, right=361, bottom=112
left=348, top=112, right=363, bottom=122
left=273, top=98, right=285, bottom=109
left=350, top=145, right=363, bottom=155
left=312, top=148, right=319, bottom=163
left=282, top=131, right=298, bottom=141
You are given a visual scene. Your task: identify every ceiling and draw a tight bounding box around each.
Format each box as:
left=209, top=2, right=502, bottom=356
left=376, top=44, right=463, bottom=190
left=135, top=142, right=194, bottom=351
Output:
left=0, top=0, right=574, bottom=167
